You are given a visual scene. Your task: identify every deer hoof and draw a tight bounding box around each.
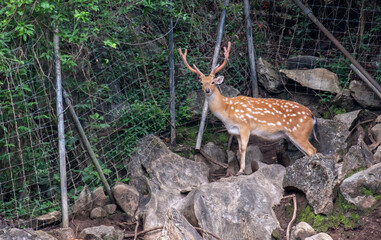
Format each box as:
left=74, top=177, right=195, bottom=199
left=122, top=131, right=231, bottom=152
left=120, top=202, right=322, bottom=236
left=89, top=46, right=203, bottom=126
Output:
left=236, top=169, right=244, bottom=176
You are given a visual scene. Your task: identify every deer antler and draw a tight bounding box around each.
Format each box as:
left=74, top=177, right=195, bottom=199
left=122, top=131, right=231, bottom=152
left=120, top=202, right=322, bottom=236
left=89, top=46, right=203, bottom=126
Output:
left=178, top=48, right=205, bottom=77
left=210, top=41, right=231, bottom=76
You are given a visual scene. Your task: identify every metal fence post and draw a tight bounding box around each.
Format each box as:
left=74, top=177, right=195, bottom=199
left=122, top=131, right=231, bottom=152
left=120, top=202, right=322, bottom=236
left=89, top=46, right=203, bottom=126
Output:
left=169, top=0, right=176, bottom=145
left=243, top=0, right=259, bottom=98
left=195, top=0, right=229, bottom=150
left=53, top=25, right=69, bottom=228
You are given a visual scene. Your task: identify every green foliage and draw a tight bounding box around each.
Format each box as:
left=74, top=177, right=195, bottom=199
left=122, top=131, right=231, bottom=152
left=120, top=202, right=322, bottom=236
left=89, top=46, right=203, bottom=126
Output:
left=322, top=106, right=346, bottom=119
left=176, top=124, right=229, bottom=148
left=326, top=59, right=352, bottom=88
left=297, top=193, right=361, bottom=232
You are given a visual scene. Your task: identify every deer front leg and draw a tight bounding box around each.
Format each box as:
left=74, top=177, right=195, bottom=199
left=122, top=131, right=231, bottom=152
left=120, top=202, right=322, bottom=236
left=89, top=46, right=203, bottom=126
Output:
left=237, top=129, right=250, bottom=175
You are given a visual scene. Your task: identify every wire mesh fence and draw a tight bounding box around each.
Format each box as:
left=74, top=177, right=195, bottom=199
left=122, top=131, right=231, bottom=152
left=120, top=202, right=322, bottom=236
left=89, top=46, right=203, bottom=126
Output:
left=0, top=0, right=380, bottom=228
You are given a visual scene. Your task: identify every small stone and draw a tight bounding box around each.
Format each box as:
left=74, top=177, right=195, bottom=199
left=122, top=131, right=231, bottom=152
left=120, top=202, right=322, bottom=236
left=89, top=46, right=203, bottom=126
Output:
left=36, top=210, right=61, bottom=226
left=90, top=207, right=108, bottom=219
left=71, top=185, right=93, bottom=218
left=104, top=204, right=117, bottom=215
left=79, top=225, right=123, bottom=240
left=93, top=186, right=108, bottom=207
left=112, top=183, right=139, bottom=218
left=293, top=222, right=316, bottom=240
left=355, top=196, right=377, bottom=210
left=47, top=228, right=75, bottom=240
left=305, top=233, right=333, bottom=240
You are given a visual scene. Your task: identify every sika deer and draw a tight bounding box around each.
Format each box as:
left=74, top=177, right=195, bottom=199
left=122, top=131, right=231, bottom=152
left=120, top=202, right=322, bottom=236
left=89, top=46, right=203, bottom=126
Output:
left=179, top=42, right=317, bottom=175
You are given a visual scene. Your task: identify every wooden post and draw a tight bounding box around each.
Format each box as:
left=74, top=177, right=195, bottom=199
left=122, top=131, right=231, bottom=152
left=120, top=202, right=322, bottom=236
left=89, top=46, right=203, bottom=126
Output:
left=53, top=25, right=69, bottom=228
left=195, top=0, right=229, bottom=150
left=243, top=0, right=259, bottom=97
left=63, top=90, right=115, bottom=203
left=169, top=0, right=176, bottom=145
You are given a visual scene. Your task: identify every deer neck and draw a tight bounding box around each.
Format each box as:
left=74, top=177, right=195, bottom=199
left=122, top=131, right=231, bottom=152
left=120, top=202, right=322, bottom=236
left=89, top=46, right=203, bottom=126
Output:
left=206, top=88, right=227, bottom=114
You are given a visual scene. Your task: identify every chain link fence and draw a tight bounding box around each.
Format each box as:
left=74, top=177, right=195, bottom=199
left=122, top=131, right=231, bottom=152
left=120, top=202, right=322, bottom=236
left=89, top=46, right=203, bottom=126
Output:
left=0, top=0, right=380, bottom=228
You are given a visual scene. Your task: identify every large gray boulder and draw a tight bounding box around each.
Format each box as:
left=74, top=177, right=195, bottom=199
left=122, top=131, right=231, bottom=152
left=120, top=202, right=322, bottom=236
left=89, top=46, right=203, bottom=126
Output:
left=316, top=118, right=350, bottom=158
left=370, top=123, right=381, bottom=142
left=333, top=110, right=361, bottom=129
left=127, top=136, right=209, bottom=240
left=375, top=145, right=381, bottom=164
left=340, top=145, right=369, bottom=180
left=257, top=57, right=285, bottom=93
left=178, top=164, right=286, bottom=240
left=340, top=163, right=381, bottom=210
left=158, top=208, right=203, bottom=240
left=283, top=154, right=337, bottom=215
left=349, top=80, right=381, bottom=109
left=126, top=135, right=171, bottom=179
left=199, top=142, right=227, bottom=174
left=0, top=228, right=58, bottom=240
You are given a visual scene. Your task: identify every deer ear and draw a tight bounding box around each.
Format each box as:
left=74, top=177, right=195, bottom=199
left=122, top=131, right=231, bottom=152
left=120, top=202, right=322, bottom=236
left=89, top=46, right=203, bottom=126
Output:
left=215, top=76, right=224, bottom=84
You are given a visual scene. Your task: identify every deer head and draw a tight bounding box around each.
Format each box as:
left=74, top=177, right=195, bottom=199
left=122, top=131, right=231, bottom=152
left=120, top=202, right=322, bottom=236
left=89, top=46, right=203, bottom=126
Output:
left=179, top=42, right=231, bottom=97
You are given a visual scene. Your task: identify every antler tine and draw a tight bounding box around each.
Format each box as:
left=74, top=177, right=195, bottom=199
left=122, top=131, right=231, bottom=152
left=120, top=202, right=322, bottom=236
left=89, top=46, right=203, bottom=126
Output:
left=210, top=41, right=231, bottom=76
left=178, top=48, right=205, bottom=77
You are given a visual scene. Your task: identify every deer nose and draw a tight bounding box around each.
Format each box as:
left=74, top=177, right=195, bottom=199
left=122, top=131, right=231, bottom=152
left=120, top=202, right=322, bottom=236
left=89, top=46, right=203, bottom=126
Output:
left=205, top=88, right=210, bottom=94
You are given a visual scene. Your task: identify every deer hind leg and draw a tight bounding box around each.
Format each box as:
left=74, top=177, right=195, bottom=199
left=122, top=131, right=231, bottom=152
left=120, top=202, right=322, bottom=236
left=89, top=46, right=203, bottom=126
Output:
left=287, top=132, right=317, bottom=157
left=237, top=129, right=250, bottom=175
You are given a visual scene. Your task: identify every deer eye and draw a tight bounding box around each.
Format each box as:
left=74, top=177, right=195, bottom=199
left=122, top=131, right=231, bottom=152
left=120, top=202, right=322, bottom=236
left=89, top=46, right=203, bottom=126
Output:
left=212, top=81, right=215, bottom=84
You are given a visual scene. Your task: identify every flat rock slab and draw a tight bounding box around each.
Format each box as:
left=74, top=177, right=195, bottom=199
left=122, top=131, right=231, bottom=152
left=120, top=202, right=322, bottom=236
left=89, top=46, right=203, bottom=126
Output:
left=280, top=68, right=341, bottom=93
